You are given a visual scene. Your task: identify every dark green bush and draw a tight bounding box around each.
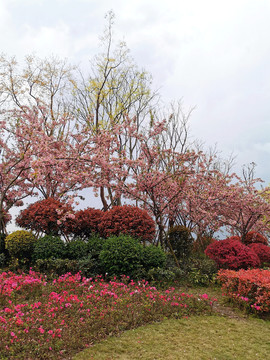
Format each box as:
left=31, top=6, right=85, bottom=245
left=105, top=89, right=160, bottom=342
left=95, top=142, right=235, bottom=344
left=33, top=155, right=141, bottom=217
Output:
left=99, top=235, right=143, bottom=277
left=33, top=235, right=66, bottom=261
left=5, top=230, right=37, bottom=263
left=77, top=256, right=96, bottom=278
left=65, top=239, right=88, bottom=260
left=0, top=253, right=6, bottom=268
left=142, top=245, right=166, bottom=271
left=86, top=234, right=106, bottom=257
left=0, top=233, right=6, bottom=253
left=167, top=225, right=194, bottom=261
left=83, top=234, right=106, bottom=275
left=34, top=258, right=80, bottom=276
left=34, top=257, right=97, bottom=278
left=0, top=234, right=9, bottom=264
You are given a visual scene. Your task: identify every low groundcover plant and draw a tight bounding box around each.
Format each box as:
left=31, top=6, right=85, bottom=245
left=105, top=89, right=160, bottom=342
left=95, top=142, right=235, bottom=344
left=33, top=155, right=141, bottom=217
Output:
left=0, top=270, right=216, bottom=359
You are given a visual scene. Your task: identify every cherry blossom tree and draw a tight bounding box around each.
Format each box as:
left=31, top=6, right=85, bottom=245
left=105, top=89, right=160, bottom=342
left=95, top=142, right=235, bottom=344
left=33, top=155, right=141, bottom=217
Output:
left=0, top=113, right=35, bottom=234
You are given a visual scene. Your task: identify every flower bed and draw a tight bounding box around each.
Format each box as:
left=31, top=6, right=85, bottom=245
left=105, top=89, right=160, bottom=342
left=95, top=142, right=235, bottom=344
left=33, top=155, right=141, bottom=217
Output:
left=0, top=271, right=216, bottom=359
left=217, top=268, right=270, bottom=313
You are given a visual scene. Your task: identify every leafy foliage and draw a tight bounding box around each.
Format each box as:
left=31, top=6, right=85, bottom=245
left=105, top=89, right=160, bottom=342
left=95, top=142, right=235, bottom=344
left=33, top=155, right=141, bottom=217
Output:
left=205, top=237, right=261, bottom=270
left=65, top=239, right=89, bottom=260
left=248, top=243, right=270, bottom=265
left=64, top=208, right=103, bottom=240
left=16, top=198, right=73, bottom=236
left=167, top=225, right=194, bottom=260
left=32, top=235, right=66, bottom=261
left=141, top=245, right=166, bottom=271
left=188, top=255, right=217, bottom=286
left=0, top=233, right=6, bottom=254
left=99, top=234, right=144, bottom=277
left=34, top=258, right=80, bottom=276
left=98, top=205, right=156, bottom=243
left=86, top=234, right=106, bottom=259
left=242, top=231, right=268, bottom=245
left=218, top=268, right=270, bottom=313
left=0, top=253, right=6, bottom=268
left=5, top=230, right=37, bottom=262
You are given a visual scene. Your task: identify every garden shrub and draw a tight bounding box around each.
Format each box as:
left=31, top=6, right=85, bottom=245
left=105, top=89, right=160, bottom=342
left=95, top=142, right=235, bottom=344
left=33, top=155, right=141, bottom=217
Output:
left=64, top=208, right=103, bottom=240
left=188, top=255, right=218, bottom=286
left=167, top=225, right=194, bottom=260
left=99, top=234, right=143, bottom=277
left=83, top=234, right=107, bottom=275
left=98, top=205, right=156, bottom=243
left=86, top=233, right=106, bottom=259
left=34, top=258, right=80, bottom=276
left=32, top=235, right=66, bottom=261
left=218, top=268, right=270, bottom=313
left=146, top=267, right=178, bottom=284
left=0, top=233, right=9, bottom=264
left=65, top=238, right=89, bottom=260
left=5, top=230, right=37, bottom=263
left=0, top=233, right=6, bottom=253
left=248, top=243, right=270, bottom=265
left=242, top=231, right=268, bottom=246
left=205, top=237, right=261, bottom=270
left=0, top=253, right=6, bottom=268
left=16, top=197, right=73, bottom=236
left=141, top=245, right=166, bottom=271
left=77, top=255, right=96, bottom=277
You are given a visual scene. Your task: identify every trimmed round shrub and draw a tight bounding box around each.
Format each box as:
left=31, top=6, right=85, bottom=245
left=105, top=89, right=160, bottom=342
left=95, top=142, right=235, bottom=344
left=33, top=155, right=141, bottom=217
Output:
left=98, top=205, right=156, bottom=243
left=65, top=239, right=88, bottom=260
left=33, top=235, right=66, bottom=261
left=205, top=237, right=260, bottom=270
left=242, top=231, right=268, bottom=246
left=99, top=235, right=143, bottom=277
left=5, top=230, right=37, bottom=262
left=16, top=197, right=73, bottom=236
left=142, top=245, right=166, bottom=271
left=248, top=243, right=270, bottom=265
left=167, top=225, right=194, bottom=260
left=64, top=208, right=103, bottom=240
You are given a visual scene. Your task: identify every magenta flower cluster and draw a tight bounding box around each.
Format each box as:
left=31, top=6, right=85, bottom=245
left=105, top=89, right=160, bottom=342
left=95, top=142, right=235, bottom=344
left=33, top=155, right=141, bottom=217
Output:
left=0, top=270, right=216, bottom=359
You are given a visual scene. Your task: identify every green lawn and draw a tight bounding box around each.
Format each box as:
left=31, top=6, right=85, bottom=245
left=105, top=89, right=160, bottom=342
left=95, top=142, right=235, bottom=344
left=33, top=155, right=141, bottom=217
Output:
left=73, top=315, right=270, bottom=360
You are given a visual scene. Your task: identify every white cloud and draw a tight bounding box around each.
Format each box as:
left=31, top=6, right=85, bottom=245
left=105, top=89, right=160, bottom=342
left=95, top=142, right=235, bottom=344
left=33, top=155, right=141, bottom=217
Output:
left=0, top=0, right=270, bottom=183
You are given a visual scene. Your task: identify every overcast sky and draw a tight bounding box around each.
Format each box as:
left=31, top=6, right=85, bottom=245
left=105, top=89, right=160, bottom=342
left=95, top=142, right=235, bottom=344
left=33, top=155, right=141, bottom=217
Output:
left=1, top=0, right=270, bottom=184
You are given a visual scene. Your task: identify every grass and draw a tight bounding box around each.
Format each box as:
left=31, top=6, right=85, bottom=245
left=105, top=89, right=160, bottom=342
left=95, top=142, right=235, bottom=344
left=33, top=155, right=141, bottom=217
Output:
left=73, top=315, right=270, bottom=360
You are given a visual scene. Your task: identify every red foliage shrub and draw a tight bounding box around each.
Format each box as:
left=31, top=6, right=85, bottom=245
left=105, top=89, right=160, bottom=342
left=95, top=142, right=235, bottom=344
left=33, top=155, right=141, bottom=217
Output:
left=64, top=208, right=103, bottom=239
left=98, top=205, right=156, bottom=243
left=248, top=243, right=270, bottom=265
left=227, top=235, right=241, bottom=242
left=16, top=198, right=73, bottom=236
left=205, top=238, right=261, bottom=270
left=217, top=268, right=270, bottom=312
left=242, top=231, right=268, bottom=245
